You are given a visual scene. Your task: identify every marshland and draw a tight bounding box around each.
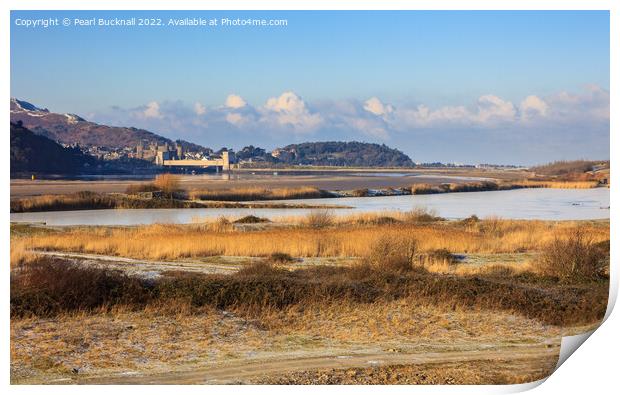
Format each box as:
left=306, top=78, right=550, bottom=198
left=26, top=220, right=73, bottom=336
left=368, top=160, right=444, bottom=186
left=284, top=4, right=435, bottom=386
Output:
left=10, top=208, right=610, bottom=384
left=9, top=162, right=612, bottom=384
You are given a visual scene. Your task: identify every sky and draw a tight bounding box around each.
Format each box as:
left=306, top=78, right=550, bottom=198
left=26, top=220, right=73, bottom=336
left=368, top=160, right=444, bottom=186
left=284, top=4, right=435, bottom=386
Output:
left=10, top=10, right=610, bottom=165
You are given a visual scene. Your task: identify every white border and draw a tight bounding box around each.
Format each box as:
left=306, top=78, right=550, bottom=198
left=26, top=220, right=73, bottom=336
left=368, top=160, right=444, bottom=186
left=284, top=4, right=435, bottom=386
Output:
left=2, top=1, right=616, bottom=395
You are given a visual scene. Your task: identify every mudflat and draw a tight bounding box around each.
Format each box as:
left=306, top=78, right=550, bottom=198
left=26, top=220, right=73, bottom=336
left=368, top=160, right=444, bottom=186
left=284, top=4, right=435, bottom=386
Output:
left=10, top=168, right=529, bottom=198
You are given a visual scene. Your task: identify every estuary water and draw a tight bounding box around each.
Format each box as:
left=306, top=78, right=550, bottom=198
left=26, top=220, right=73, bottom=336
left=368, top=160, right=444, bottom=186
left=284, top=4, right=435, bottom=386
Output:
left=10, top=187, right=610, bottom=226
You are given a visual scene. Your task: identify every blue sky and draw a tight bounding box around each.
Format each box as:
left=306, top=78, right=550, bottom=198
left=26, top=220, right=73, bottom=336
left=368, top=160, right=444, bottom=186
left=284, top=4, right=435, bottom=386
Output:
left=10, top=10, right=610, bottom=164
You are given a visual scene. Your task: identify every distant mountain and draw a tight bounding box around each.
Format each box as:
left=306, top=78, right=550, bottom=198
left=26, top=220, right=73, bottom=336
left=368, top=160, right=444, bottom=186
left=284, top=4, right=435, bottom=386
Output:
left=12, top=98, right=49, bottom=112
left=273, top=141, right=414, bottom=167
left=10, top=98, right=173, bottom=150
left=10, top=99, right=414, bottom=169
left=10, top=121, right=99, bottom=175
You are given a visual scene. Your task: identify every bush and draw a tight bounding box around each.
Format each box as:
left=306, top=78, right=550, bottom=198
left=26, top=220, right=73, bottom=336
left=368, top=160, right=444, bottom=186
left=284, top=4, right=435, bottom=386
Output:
left=365, top=235, right=418, bottom=272
left=403, top=207, right=443, bottom=223
left=536, top=228, right=607, bottom=282
left=233, top=215, right=270, bottom=224
left=460, top=215, right=480, bottom=226
left=305, top=210, right=335, bottom=228
left=10, top=256, right=608, bottom=326
left=10, top=258, right=148, bottom=316
left=269, top=252, right=295, bottom=264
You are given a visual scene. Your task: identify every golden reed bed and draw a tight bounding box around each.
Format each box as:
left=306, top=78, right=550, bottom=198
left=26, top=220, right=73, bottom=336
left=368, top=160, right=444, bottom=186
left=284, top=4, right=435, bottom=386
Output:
left=13, top=214, right=609, bottom=262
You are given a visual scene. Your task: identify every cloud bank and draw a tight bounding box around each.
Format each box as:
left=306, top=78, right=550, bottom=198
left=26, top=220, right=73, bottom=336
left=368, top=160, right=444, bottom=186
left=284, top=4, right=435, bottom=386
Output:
left=91, top=85, right=609, bottom=165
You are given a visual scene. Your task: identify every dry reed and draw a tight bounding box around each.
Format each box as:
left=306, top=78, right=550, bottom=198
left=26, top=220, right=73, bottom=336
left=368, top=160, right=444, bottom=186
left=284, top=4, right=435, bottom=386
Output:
left=17, top=218, right=609, bottom=262
left=189, top=186, right=331, bottom=201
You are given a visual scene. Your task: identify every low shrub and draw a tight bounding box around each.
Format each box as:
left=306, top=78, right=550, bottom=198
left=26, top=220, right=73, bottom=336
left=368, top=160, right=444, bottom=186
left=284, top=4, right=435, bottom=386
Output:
left=536, top=228, right=607, bottom=282
left=234, top=215, right=270, bottom=224
left=10, top=256, right=608, bottom=326
left=269, top=252, right=295, bottom=264
left=10, top=258, right=149, bottom=317
left=304, top=210, right=335, bottom=228
left=403, top=207, right=443, bottom=223
left=460, top=215, right=480, bottom=226
left=364, top=234, right=418, bottom=272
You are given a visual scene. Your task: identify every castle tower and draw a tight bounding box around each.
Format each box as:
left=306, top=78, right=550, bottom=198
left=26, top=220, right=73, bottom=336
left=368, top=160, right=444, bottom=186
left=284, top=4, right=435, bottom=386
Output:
left=221, top=151, right=230, bottom=171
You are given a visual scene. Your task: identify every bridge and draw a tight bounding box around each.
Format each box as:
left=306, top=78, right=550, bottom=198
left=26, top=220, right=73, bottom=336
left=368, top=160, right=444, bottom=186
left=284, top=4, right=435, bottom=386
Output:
left=160, top=151, right=230, bottom=170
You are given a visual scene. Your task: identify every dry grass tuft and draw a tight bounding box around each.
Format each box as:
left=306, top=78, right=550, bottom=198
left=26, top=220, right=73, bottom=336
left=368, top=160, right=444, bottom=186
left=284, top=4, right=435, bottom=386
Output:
left=206, top=216, right=235, bottom=233
left=10, top=240, right=38, bottom=269
left=153, top=174, right=181, bottom=194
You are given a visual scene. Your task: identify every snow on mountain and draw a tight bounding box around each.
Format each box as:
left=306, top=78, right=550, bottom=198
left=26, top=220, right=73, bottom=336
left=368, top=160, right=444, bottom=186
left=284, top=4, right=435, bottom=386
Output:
left=10, top=98, right=49, bottom=113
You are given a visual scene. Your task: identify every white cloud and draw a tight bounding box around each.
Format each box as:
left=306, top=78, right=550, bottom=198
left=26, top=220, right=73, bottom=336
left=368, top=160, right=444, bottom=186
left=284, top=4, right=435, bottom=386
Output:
left=262, top=91, right=323, bottom=132
left=142, top=101, right=162, bottom=118
left=93, top=86, right=608, bottom=162
left=264, top=91, right=307, bottom=113
left=225, top=94, right=247, bottom=109
left=363, top=97, right=393, bottom=116
left=226, top=112, right=245, bottom=126
left=475, top=95, right=516, bottom=123
left=520, top=95, right=548, bottom=119
left=396, top=104, right=472, bottom=127
left=194, top=102, right=207, bottom=115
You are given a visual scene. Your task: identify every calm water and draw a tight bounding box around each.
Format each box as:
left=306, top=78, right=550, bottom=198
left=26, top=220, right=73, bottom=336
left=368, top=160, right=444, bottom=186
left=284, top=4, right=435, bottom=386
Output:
left=10, top=188, right=610, bottom=226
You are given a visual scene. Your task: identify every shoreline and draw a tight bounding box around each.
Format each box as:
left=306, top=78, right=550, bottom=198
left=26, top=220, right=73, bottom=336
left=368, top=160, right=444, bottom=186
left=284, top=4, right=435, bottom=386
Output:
left=10, top=180, right=606, bottom=213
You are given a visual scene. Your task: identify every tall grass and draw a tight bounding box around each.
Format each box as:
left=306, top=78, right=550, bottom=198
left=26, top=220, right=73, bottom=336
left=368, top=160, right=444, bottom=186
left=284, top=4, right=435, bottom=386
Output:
left=189, top=186, right=332, bottom=201
left=509, top=180, right=600, bottom=189
left=10, top=191, right=207, bottom=213
left=19, top=218, right=609, bottom=261
left=10, top=191, right=119, bottom=212
left=411, top=180, right=600, bottom=195
left=153, top=174, right=181, bottom=194
left=126, top=174, right=182, bottom=196
left=10, top=240, right=37, bottom=269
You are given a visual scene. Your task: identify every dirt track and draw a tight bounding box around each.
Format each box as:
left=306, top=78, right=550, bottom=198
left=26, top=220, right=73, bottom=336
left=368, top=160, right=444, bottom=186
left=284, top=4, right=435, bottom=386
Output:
left=31, top=250, right=357, bottom=277
left=32, top=250, right=245, bottom=276
left=76, top=343, right=559, bottom=384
